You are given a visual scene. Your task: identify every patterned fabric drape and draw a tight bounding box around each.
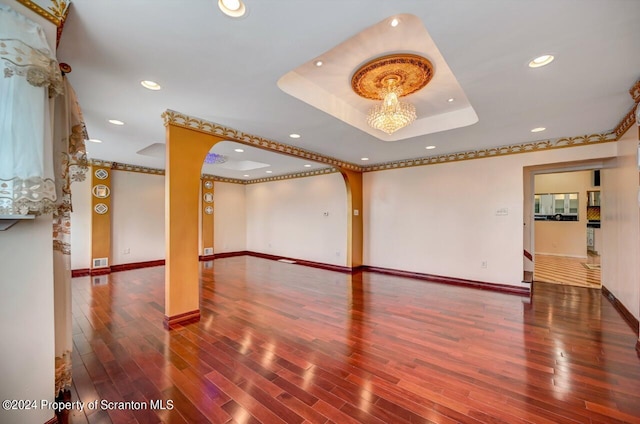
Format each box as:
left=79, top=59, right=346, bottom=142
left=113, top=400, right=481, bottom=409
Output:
left=0, top=4, right=63, bottom=216
left=52, top=75, right=88, bottom=395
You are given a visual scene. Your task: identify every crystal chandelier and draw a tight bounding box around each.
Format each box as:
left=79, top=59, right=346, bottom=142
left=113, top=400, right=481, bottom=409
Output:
left=204, top=153, right=228, bottom=164
left=351, top=54, right=434, bottom=136
left=367, top=78, right=416, bottom=134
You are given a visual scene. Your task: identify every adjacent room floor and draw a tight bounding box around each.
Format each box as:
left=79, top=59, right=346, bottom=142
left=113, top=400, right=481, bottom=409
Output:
left=64, top=256, right=638, bottom=423
left=534, top=253, right=601, bottom=289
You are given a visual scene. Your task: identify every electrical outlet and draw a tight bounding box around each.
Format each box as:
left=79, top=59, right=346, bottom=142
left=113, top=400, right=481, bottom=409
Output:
left=481, top=261, right=487, bottom=268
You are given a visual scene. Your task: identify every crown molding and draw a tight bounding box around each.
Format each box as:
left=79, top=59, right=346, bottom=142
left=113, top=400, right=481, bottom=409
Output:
left=245, top=167, right=338, bottom=185
left=89, top=159, right=113, bottom=169
left=630, top=79, right=640, bottom=103
left=162, top=109, right=363, bottom=172
left=201, top=174, right=245, bottom=185
left=361, top=132, right=616, bottom=172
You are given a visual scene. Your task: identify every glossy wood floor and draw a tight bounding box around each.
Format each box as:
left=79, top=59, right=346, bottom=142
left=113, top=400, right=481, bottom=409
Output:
left=534, top=254, right=601, bottom=289
left=66, top=256, right=640, bottom=424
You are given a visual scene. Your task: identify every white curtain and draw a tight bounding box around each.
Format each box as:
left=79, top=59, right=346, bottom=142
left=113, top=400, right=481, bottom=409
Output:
left=0, top=4, right=63, bottom=216
left=52, top=75, right=87, bottom=396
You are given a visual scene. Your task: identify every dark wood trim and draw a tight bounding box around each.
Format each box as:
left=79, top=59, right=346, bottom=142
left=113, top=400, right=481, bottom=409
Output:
left=89, top=267, right=111, bottom=276
left=245, top=251, right=355, bottom=273
left=361, top=265, right=531, bottom=296
left=163, top=309, right=200, bottom=330
left=71, top=268, right=90, bottom=277
left=44, top=416, right=58, bottom=424
left=199, top=254, right=216, bottom=261
left=110, top=259, right=165, bottom=272
left=523, top=249, right=533, bottom=261
left=602, top=285, right=640, bottom=335
left=210, top=250, right=250, bottom=259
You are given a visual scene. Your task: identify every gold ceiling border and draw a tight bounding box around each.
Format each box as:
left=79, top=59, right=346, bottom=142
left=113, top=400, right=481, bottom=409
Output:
left=362, top=132, right=617, bottom=172
left=630, top=80, right=640, bottom=103
left=613, top=106, right=638, bottom=140
left=351, top=54, right=434, bottom=100
left=201, top=174, right=246, bottom=185
left=15, top=0, right=71, bottom=47
left=245, top=168, right=338, bottom=185
left=89, top=159, right=113, bottom=169
left=162, top=110, right=363, bottom=172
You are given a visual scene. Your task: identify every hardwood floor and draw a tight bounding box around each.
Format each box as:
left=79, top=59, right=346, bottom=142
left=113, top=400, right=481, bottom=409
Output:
left=534, top=254, right=601, bottom=289
left=65, top=256, right=640, bottom=423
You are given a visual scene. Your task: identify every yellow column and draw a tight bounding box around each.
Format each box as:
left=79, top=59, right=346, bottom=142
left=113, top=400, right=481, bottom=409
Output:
left=201, top=177, right=215, bottom=257
left=340, top=169, right=363, bottom=268
left=90, top=163, right=112, bottom=274
left=164, top=124, right=223, bottom=328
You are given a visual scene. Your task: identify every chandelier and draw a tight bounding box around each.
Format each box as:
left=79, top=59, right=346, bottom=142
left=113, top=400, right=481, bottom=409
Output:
left=204, top=153, right=228, bottom=164
left=366, top=78, right=416, bottom=134
left=352, top=54, right=434, bottom=135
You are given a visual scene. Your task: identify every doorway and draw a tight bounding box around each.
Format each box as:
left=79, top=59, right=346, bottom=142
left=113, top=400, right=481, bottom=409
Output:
left=525, top=166, right=603, bottom=289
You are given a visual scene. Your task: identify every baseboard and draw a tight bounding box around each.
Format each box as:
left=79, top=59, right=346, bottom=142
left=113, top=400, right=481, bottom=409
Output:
left=361, top=265, right=530, bottom=296
left=110, top=259, right=165, bottom=272
left=523, top=249, right=533, bottom=261
left=71, top=268, right=90, bottom=277
left=535, top=252, right=588, bottom=259
left=602, top=285, right=640, bottom=335
left=163, top=309, right=200, bottom=330
left=198, top=251, right=249, bottom=261
left=245, top=251, right=354, bottom=273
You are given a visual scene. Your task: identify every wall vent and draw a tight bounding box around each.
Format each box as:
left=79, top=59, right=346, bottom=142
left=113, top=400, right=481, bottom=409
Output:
left=203, top=247, right=214, bottom=256
left=93, top=257, right=109, bottom=268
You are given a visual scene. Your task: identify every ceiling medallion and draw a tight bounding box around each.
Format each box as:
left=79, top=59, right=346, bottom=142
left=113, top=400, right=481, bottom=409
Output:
left=352, top=54, right=434, bottom=135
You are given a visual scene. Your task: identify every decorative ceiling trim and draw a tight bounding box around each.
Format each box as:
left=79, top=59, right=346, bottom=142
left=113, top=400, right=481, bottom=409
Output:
left=361, top=132, right=617, bottom=172
left=162, top=110, right=363, bottom=172
left=201, top=174, right=245, bottom=185
left=613, top=106, right=637, bottom=140
left=112, top=162, right=165, bottom=175
left=630, top=79, right=640, bottom=103
left=89, top=159, right=113, bottom=169
left=245, top=168, right=338, bottom=185
left=15, top=0, right=71, bottom=47
left=15, top=0, right=61, bottom=25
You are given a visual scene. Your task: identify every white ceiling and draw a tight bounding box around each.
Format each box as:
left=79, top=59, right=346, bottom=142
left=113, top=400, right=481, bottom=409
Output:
left=57, top=0, right=640, bottom=179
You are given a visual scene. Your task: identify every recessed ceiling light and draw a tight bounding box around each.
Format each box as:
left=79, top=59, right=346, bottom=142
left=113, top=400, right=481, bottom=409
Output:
left=218, top=0, right=246, bottom=17
left=234, top=148, right=244, bottom=153
left=528, top=54, right=554, bottom=68
left=390, top=18, right=399, bottom=27
left=531, top=127, right=546, bottom=133
left=140, top=80, right=161, bottom=90
left=108, top=119, right=124, bottom=126
left=361, top=157, right=369, bottom=161
left=425, top=145, right=436, bottom=150
left=88, top=139, right=102, bottom=143
left=447, top=98, right=454, bottom=102
left=304, top=164, right=311, bottom=168
left=243, top=174, right=249, bottom=177
left=289, top=133, right=301, bottom=139
left=266, top=170, right=273, bottom=174
left=314, top=60, right=323, bottom=67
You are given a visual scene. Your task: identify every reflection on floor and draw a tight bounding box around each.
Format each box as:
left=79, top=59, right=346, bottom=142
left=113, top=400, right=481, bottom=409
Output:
left=59, top=257, right=640, bottom=424
left=534, top=253, right=601, bottom=288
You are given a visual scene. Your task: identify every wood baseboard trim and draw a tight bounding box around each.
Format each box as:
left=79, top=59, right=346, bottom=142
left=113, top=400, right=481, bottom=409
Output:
left=89, top=267, right=111, bottom=276
left=602, top=285, right=640, bottom=335
left=199, top=251, right=249, bottom=261
left=361, top=265, right=531, bottom=296
left=523, top=249, right=533, bottom=261
left=110, top=259, right=165, bottom=272
left=71, top=268, right=90, bottom=277
left=164, top=310, right=200, bottom=330
left=245, top=251, right=354, bottom=273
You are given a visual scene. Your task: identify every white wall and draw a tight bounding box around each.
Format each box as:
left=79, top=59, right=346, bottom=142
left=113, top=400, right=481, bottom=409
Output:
left=214, top=181, right=247, bottom=253
left=70, top=175, right=91, bottom=269
left=602, top=127, right=639, bottom=320
left=364, top=142, right=617, bottom=287
left=0, top=2, right=57, bottom=422
left=245, top=173, right=347, bottom=266
left=111, top=171, right=165, bottom=265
